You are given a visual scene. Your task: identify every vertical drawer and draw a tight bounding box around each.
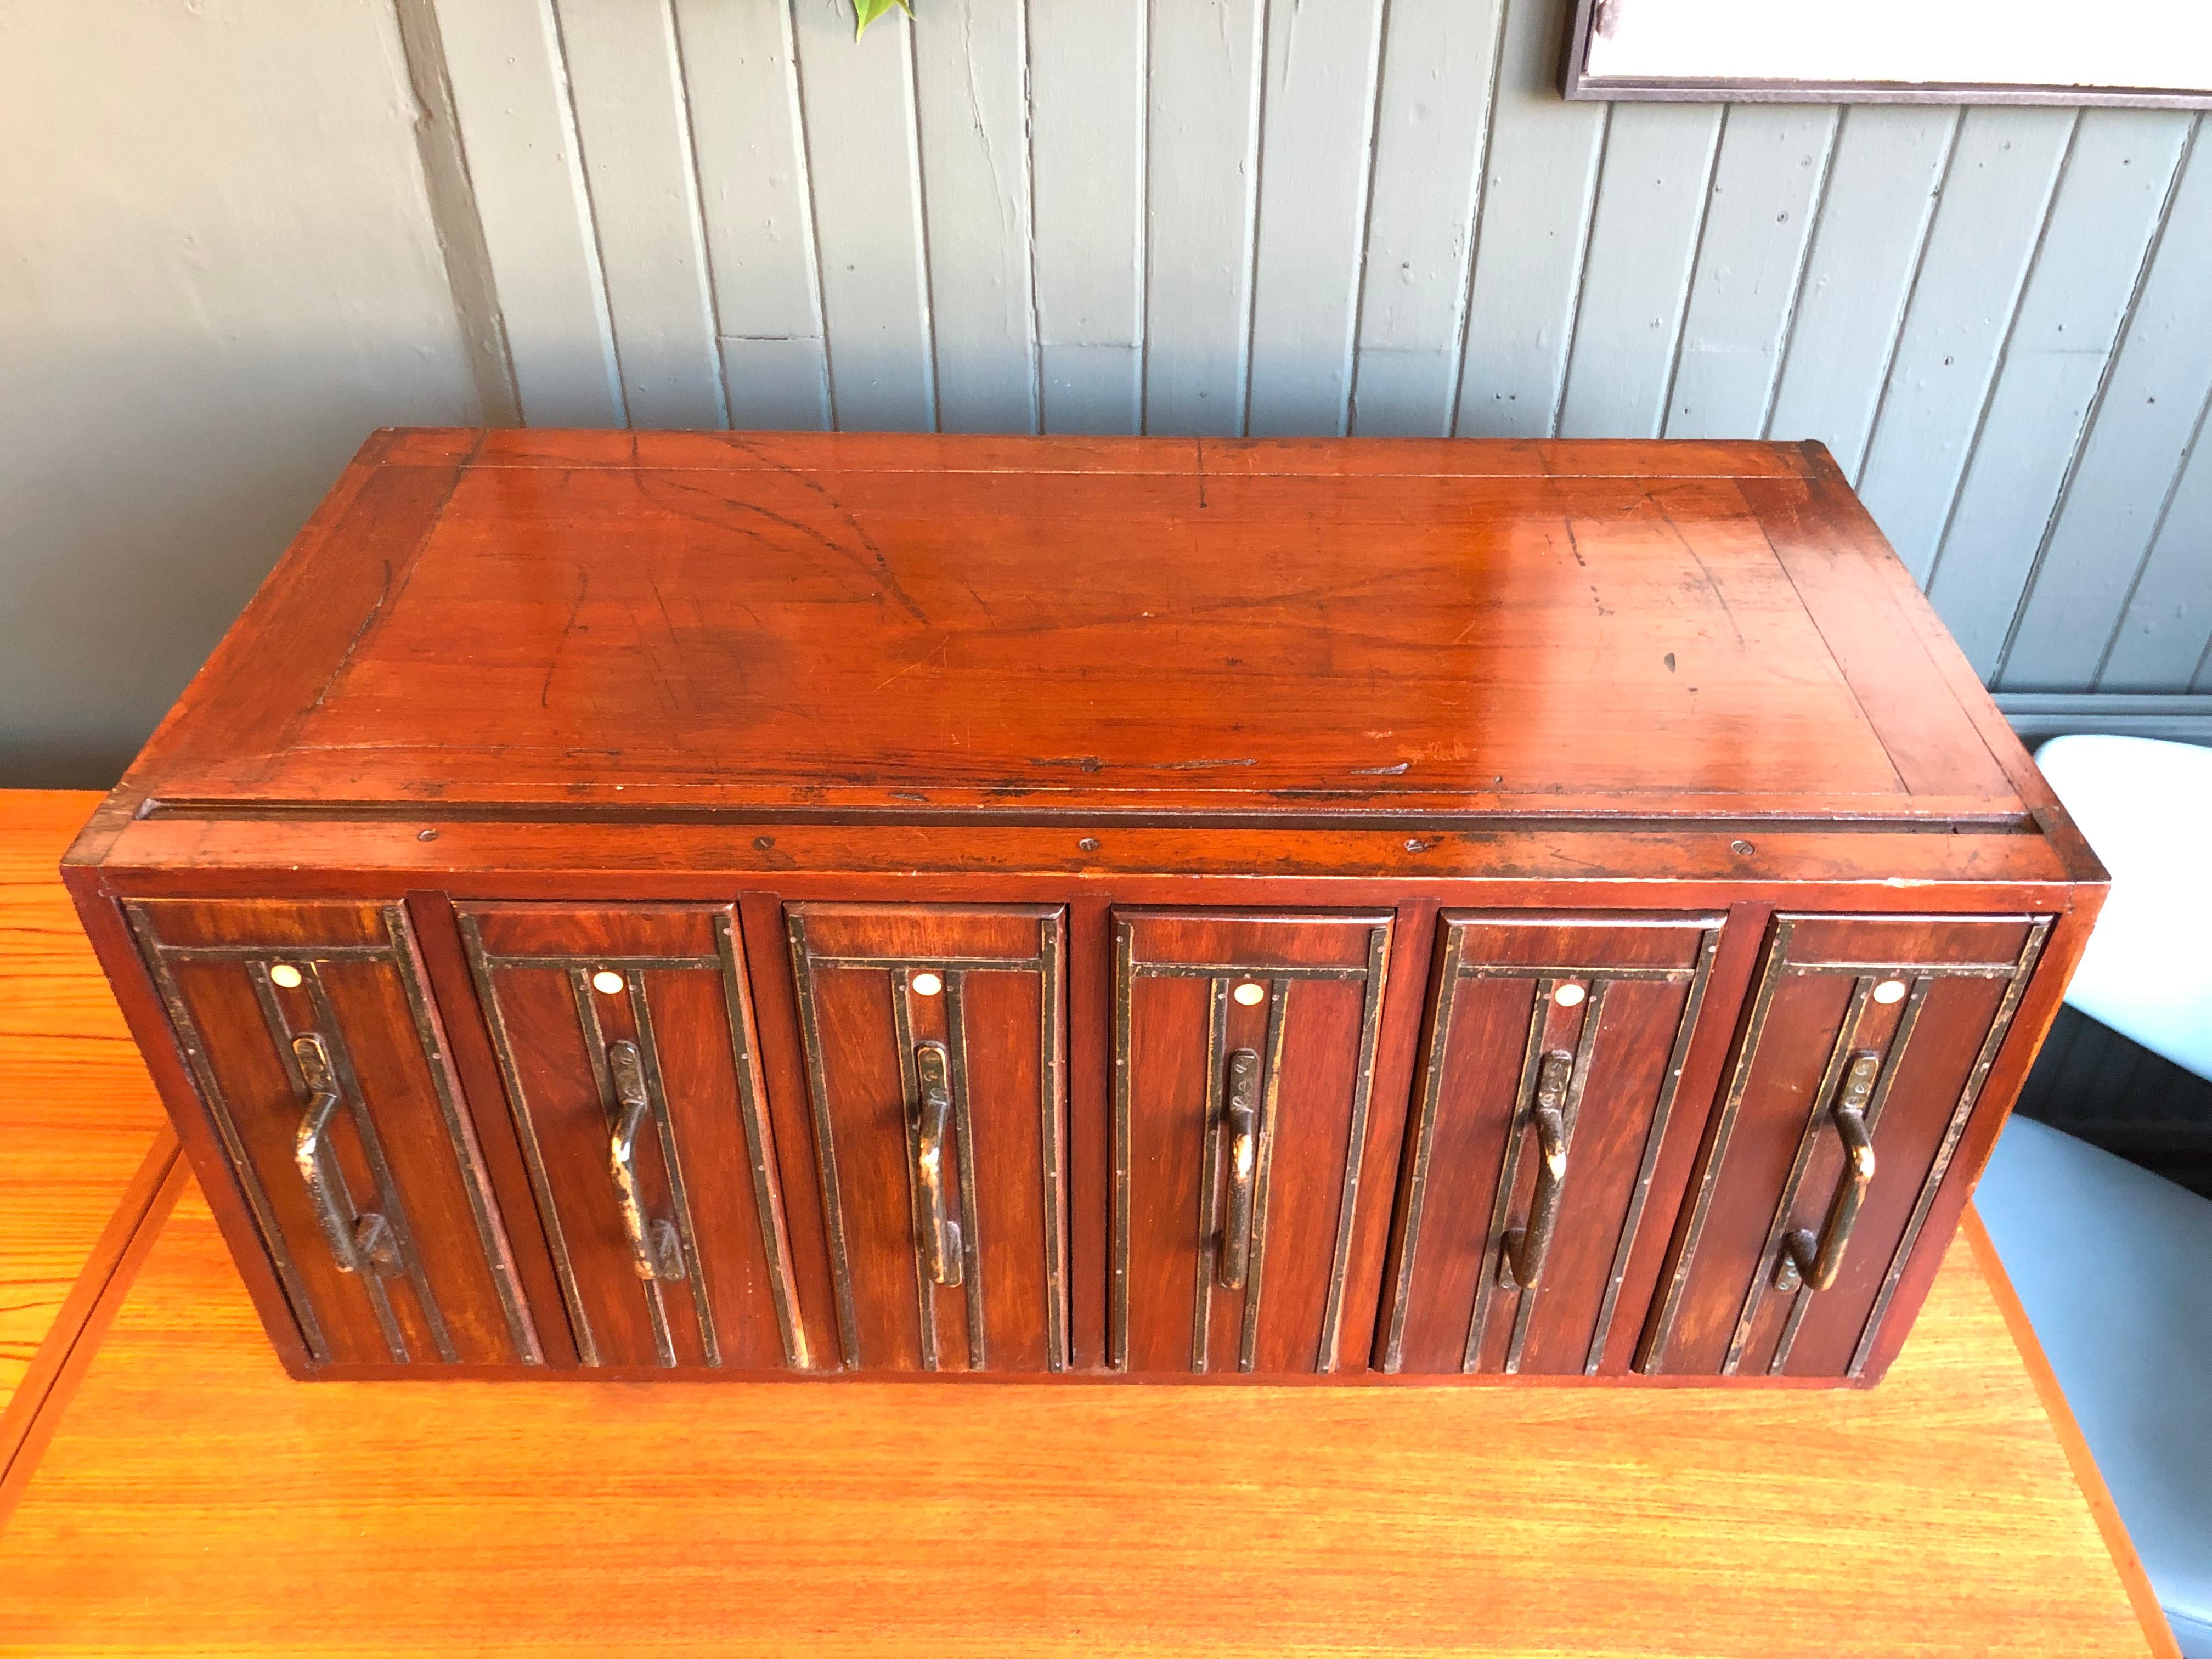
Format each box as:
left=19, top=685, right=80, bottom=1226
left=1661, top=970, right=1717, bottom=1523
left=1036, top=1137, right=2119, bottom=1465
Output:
left=126, top=898, right=537, bottom=1369
left=1113, top=909, right=1395, bottom=1375
left=785, top=903, right=1067, bottom=1373
left=1378, top=912, right=1725, bottom=1376
left=1641, top=912, right=2051, bottom=1379
left=458, top=903, right=803, bottom=1370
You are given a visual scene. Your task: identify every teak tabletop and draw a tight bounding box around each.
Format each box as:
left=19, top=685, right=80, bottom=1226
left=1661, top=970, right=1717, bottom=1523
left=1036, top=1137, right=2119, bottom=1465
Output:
left=0, top=791, right=2175, bottom=1655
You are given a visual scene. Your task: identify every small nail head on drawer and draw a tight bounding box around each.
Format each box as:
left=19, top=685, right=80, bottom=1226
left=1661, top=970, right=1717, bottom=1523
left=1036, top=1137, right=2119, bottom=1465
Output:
left=912, top=971, right=944, bottom=997
left=592, top=970, right=624, bottom=995
left=1554, top=983, right=1587, bottom=1007
left=269, top=963, right=303, bottom=990
left=1233, top=982, right=1266, bottom=1006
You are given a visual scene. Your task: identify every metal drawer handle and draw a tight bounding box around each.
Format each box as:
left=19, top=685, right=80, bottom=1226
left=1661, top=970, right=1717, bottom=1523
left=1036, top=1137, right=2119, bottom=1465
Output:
left=1218, top=1047, right=1261, bottom=1290
left=1501, top=1050, right=1576, bottom=1291
left=913, top=1041, right=963, bottom=1287
left=608, top=1040, right=687, bottom=1283
left=291, top=1033, right=399, bottom=1278
left=1776, top=1050, right=1881, bottom=1294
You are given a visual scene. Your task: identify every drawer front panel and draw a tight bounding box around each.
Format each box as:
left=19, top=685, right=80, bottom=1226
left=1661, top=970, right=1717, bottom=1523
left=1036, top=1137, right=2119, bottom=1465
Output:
left=459, top=904, right=802, bottom=1370
left=1642, top=913, right=2051, bottom=1379
left=786, top=904, right=1067, bottom=1373
left=1114, top=909, right=1394, bottom=1375
left=127, top=899, right=537, bottom=1369
left=1379, top=913, right=1724, bottom=1377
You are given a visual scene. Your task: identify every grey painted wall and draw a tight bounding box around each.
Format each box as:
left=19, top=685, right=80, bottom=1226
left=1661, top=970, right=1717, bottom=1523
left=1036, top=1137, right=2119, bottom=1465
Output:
left=5, top=0, right=2210, bottom=788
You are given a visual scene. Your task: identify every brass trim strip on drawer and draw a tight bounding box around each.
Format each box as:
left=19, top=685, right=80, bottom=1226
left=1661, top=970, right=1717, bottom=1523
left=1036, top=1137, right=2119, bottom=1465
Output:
left=1638, top=918, right=1798, bottom=1374
left=459, top=911, right=600, bottom=1367
left=1584, top=928, right=1721, bottom=1376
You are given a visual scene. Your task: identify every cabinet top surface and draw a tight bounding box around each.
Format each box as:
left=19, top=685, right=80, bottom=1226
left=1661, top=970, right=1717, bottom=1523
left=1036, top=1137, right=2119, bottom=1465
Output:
left=124, top=430, right=2037, bottom=827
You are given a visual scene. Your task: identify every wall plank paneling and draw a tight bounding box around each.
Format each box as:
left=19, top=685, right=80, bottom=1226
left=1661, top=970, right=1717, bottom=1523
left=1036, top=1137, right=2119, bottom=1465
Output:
left=1243, top=0, right=1389, bottom=437
left=1664, top=104, right=1836, bottom=439
left=1142, top=0, right=1265, bottom=437
left=672, top=0, right=833, bottom=429
left=18, top=0, right=2212, bottom=787
left=2003, top=122, right=2212, bottom=692
left=1348, top=0, right=1501, bottom=437
left=1928, top=111, right=2193, bottom=679
left=1028, top=0, right=1146, bottom=435
left=788, top=0, right=935, bottom=430
left=430, top=0, right=625, bottom=426
left=1762, top=107, right=1956, bottom=476
left=913, top=0, right=1040, bottom=433
left=1855, top=108, right=2075, bottom=586
left=554, top=0, right=729, bottom=430
left=1555, top=103, right=1722, bottom=438
left=1453, top=0, right=1605, bottom=438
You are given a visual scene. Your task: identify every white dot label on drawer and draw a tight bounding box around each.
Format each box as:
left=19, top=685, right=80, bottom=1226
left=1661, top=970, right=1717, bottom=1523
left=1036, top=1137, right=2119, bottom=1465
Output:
left=592, top=970, right=624, bottom=995
left=1233, top=983, right=1266, bottom=1006
left=1874, top=979, right=1908, bottom=1005
left=269, top=964, right=303, bottom=990
left=912, top=971, right=944, bottom=997
left=1554, top=983, right=1587, bottom=1008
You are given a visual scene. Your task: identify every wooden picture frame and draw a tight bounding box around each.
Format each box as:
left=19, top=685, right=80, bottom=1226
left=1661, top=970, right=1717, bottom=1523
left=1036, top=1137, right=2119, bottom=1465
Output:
left=1562, top=0, right=2212, bottom=108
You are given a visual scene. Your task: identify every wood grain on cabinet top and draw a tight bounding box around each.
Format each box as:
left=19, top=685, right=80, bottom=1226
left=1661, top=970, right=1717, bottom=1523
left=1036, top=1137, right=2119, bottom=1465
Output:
left=111, top=430, right=2039, bottom=828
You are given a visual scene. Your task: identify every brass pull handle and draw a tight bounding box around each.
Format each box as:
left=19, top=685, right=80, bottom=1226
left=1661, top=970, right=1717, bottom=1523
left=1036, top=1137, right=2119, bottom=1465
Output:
left=1501, top=1050, right=1575, bottom=1290
left=608, top=1040, right=686, bottom=1283
left=1776, top=1050, right=1881, bottom=1293
left=913, top=1041, right=963, bottom=1287
left=291, top=1033, right=399, bottom=1278
left=1217, top=1047, right=1261, bottom=1290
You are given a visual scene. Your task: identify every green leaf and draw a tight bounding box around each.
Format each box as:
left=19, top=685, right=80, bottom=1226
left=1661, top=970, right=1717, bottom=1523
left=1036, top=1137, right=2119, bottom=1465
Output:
left=853, top=0, right=912, bottom=39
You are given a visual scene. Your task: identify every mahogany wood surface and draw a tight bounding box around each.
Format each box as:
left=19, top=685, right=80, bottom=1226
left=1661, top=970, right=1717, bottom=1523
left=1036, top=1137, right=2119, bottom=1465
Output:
left=0, top=794, right=168, bottom=1411
left=60, top=434, right=2109, bottom=1390
left=0, top=1180, right=2171, bottom=1658
left=104, top=431, right=2033, bottom=831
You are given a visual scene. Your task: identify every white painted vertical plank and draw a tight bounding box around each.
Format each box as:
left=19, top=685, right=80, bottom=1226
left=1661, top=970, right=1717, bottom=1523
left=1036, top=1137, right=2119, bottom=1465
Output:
left=1555, top=103, right=1723, bottom=439
left=1453, top=0, right=1605, bottom=438
left=1854, top=107, right=2075, bottom=584
left=432, top=0, right=623, bottom=425
left=673, top=0, right=831, bottom=430
left=1143, top=0, right=1264, bottom=436
left=912, top=0, right=1039, bottom=433
left=1029, top=0, right=1145, bottom=435
left=1763, top=106, right=1955, bottom=473
left=1928, top=110, right=2192, bottom=680
left=2002, top=126, right=2212, bottom=689
left=1243, top=0, right=1387, bottom=437
left=1663, top=106, right=1835, bottom=440
left=2105, top=396, right=2212, bottom=692
left=789, top=0, right=934, bottom=431
left=1348, top=0, right=1503, bottom=437
left=554, top=0, right=726, bottom=429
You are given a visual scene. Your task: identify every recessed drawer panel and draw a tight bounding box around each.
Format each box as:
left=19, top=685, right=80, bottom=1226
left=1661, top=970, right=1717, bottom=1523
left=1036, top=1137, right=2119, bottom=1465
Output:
left=127, top=898, right=537, bottom=1369
left=1378, top=912, right=1725, bottom=1377
left=785, top=904, right=1068, bottom=1374
left=1113, top=909, right=1395, bottom=1376
left=458, top=903, right=803, bottom=1371
left=1641, top=912, right=2052, bottom=1380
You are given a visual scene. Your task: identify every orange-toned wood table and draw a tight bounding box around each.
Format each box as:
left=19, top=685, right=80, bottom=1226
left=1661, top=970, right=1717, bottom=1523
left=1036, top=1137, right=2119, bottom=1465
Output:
left=0, top=791, right=2177, bottom=1658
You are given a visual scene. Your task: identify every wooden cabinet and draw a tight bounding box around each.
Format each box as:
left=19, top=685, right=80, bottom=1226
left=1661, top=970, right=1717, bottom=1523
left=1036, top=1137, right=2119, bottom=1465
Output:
left=123, top=898, right=536, bottom=1368
left=1377, top=912, right=1725, bottom=1377
left=455, top=903, right=802, bottom=1370
left=70, top=431, right=2106, bottom=1388
left=783, top=904, right=1067, bottom=1373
